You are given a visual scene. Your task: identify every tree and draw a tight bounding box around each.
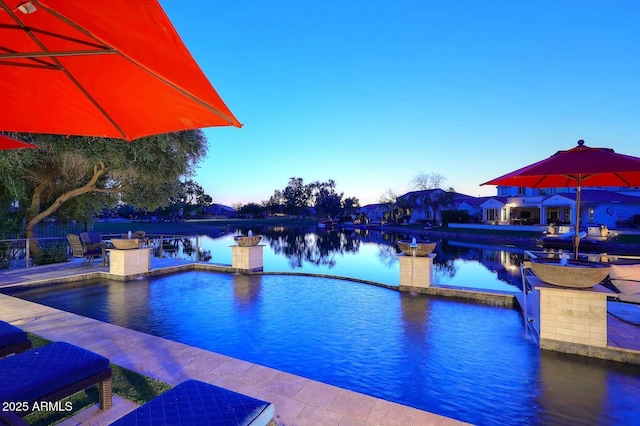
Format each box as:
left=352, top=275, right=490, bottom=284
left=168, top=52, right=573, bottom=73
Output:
left=264, top=190, right=285, bottom=215
left=379, top=189, right=400, bottom=223
left=342, top=197, right=360, bottom=217
left=169, top=179, right=212, bottom=217
left=0, top=131, right=207, bottom=240
left=238, top=202, right=265, bottom=217
left=309, top=179, right=343, bottom=220
left=411, top=172, right=446, bottom=191
left=282, top=177, right=311, bottom=218
left=409, top=172, right=455, bottom=224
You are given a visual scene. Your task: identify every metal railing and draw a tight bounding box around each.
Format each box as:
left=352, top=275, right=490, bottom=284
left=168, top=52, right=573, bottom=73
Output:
left=0, top=234, right=207, bottom=270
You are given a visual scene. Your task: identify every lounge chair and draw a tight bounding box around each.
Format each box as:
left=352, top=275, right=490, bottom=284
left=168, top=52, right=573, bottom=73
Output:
left=0, top=342, right=112, bottom=418
left=608, top=264, right=640, bottom=304
left=0, top=321, right=31, bottom=358
left=67, top=233, right=105, bottom=264
left=110, top=379, right=275, bottom=426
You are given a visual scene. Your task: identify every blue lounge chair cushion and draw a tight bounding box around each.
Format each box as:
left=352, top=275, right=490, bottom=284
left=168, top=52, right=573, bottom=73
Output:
left=0, top=341, right=109, bottom=403
left=111, top=379, right=275, bottom=426
left=0, top=321, right=29, bottom=347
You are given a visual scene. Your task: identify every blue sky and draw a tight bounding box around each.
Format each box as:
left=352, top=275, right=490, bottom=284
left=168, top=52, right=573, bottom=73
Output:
left=161, top=0, right=640, bottom=207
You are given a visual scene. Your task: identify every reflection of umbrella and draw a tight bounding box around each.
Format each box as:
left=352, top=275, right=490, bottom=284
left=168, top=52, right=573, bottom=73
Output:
left=0, top=0, right=241, bottom=140
left=0, top=134, right=37, bottom=150
left=481, top=140, right=640, bottom=258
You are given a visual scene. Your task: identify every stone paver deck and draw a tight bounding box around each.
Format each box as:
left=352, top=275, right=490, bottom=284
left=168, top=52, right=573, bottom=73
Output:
left=0, top=261, right=466, bottom=425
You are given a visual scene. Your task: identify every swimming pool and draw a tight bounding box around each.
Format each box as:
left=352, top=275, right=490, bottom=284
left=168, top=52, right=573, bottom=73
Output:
left=7, top=271, right=640, bottom=425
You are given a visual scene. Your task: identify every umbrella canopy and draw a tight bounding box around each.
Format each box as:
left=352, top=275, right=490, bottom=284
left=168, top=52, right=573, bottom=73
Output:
left=0, top=0, right=241, bottom=141
left=482, top=140, right=640, bottom=258
left=0, top=134, right=37, bottom=149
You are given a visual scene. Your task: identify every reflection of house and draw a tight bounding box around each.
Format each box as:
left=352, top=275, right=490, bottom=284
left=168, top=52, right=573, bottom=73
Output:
left=204, top=204, right=236, bottom=218
left=480, top=187, right=640, bottom=228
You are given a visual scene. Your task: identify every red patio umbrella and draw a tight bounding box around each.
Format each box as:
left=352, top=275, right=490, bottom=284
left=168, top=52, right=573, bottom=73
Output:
left=0, top=0, right=241, bottom=141
left=481, top=140, right=640, bottom=258
left=0, top=134, right=37, bottom=149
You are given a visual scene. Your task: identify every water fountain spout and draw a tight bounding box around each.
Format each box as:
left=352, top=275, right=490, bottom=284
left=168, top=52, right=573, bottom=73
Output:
left=560, top=254, right=568, bottom=266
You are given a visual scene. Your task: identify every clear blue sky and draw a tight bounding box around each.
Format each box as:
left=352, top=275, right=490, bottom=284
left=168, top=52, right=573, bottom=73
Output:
left=160, top=0, right=640, bottom=207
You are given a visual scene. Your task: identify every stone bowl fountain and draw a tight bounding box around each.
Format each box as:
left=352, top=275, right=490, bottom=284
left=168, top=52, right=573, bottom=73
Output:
left=233, top=235, right=262, bottom=247
left=111, top=238, right=142, bottom=250
left=397, top=239, right=437, bottom=257
left=530, top=257, right=611, bottom=288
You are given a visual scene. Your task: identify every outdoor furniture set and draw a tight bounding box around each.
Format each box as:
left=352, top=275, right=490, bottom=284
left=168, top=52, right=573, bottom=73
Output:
left=66, top=232, right=107, bottom=265
left=0, top=320, right=275, bottom=425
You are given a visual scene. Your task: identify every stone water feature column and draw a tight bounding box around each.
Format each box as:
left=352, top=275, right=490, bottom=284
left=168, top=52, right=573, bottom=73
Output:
left=231, top=233, right=264, bottom=272
left=398, top=253, right=436, bottom=291
left=109, top=248, right=152, bottom=277
left=529, top=276, right=614, bottom=349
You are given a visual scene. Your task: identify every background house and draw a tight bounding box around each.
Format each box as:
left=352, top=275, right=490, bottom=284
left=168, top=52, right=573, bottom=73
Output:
left=480, top=187, right=640, bottom=229
left=204, top=203, right=236, bottom=219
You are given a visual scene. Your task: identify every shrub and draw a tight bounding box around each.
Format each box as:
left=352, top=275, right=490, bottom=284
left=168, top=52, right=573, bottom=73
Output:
left=31, top=243, right=69, bottom=266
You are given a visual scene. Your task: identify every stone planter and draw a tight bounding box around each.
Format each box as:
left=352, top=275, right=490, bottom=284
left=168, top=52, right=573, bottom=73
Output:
left=397, top=240, right=437, bottom=257
left=233, top=235, right=262, bottom=247
left=111, top=238, right=142, bottom=250
left=530, top=258, right=610, bottom=288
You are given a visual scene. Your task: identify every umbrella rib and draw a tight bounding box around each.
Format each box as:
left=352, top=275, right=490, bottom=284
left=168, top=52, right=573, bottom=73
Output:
left=121, top=56, right=239, bottom=126
left=0, top=49, right=116, bottom=59
left=531, top=176, right=547, bottom=188
left=615, top=172, right=633, bottom=187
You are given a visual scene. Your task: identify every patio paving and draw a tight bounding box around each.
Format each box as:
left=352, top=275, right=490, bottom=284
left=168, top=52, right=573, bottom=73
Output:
left=0, top=261, right=466, bottom=425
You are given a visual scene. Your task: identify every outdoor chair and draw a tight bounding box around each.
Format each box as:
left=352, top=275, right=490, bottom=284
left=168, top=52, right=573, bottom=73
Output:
left=0, top=341, right=112, bottom=418
left=0, top=320, right=31, bottom=358
left=110, top=379, right=275, bottom=426
left=67, top=234, right=105, bottom=265
left=132, top=230, right=149, bottom=246
left=607, top=264, right=640, bottom=304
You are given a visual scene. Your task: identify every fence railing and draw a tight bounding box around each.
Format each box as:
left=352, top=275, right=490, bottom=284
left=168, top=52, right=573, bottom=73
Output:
left=0, top=234, right=207, bottom=270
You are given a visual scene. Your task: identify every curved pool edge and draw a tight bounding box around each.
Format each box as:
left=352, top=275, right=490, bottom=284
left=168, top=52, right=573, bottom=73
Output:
left=0, top=292, right=466, bottom=425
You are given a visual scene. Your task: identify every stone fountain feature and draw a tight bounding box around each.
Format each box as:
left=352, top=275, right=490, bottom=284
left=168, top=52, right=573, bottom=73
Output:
left=396, top=238, right=437, bottom=257
left=108, top=231, right=151, bottom=277
left=231, top=230, right=264, bottom=272
left=524, top=252, right=615, bottom=349
left=397, top=237, right=437, bottom=292
left=233, top=230, right=263, bottom=247
left=530, top=255, right=610, bottom=288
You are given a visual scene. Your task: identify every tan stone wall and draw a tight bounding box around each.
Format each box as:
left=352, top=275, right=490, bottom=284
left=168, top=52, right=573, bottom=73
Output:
left=538, top=286, right=609, bottom=347
left=108, top=248, right=151, bottom=277
left=231, top=245, right=264, bottom=271
left=398, top=254, right=435, bottom=289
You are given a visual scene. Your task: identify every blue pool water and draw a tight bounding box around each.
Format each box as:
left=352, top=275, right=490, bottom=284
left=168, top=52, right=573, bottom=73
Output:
left=7, top=271, right=640, bottom=425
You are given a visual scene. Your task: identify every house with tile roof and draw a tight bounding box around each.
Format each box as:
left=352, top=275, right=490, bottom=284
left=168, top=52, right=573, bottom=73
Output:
left=480, top=187, right=640, bottom=229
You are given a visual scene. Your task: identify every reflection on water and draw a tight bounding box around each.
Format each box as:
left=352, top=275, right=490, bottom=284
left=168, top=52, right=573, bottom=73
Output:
left=232, top=274, right=262, bottom=310
left=191, top=227, right=527, bottom=291
left=263, top=227, right=361, bottom=268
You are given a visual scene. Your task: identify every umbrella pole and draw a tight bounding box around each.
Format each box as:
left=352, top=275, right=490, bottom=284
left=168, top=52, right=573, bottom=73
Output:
left=573, top=180, right=582, bottom=260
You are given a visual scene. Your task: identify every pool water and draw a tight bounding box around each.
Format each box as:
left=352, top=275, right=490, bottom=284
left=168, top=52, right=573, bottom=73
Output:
left=7, top=271, right=640, bottom=425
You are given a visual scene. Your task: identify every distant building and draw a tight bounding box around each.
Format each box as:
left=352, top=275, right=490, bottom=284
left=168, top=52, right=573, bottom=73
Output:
left=396, top=189, right=476, bottom=224
left=357, top=203, right=388, bottom=224
left=388, top=186, right=640, bottom=229
left=480, top=186, right=640, bottom=228
left=204, top=204, right=236, bottom=218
